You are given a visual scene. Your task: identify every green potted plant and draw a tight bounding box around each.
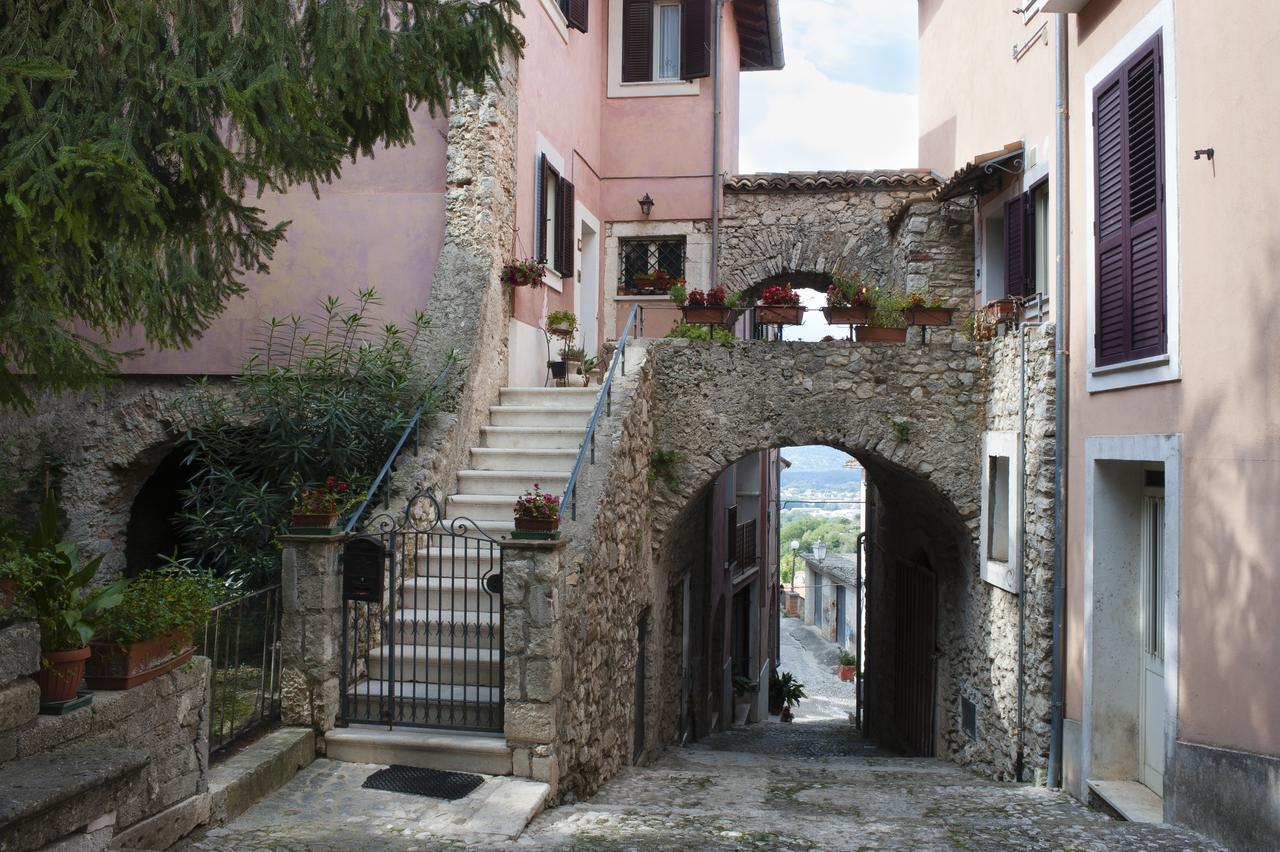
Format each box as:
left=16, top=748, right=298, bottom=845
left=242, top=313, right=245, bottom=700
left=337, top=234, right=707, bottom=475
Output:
left=15, top=492, right=128, bottom=704
left=578, top=355, right=599, bottom=386
left=512, top=483, right=562, bottom=540
left=733, top=675, right=758, bottom=725
left=501, top=259, right=546, bottom=288
left=837, top=648, right=858, bottom=683
left=289, top=477, right=352, bottom=535
left=904, top=291, right=955, bottom=327
left=756, top=283, right=804, bottom=325
left=769, top=670, right=806, bottom=718
left=855, top=287, right=909, bottom=343
left=823, top=273, right=873, bottom=326
left=679, top=285, right=738, bottom=326
left=547, top=310, right=578, bottom=338
left=86, top=568, right=219, bottom=690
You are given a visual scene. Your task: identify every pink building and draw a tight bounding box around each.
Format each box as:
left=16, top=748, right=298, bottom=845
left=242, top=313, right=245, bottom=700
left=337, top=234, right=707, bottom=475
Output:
left=919, top=1, right=1280, bottom=846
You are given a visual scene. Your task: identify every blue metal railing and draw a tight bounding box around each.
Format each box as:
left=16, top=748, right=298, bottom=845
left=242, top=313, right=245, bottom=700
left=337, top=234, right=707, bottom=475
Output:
left=343, top=355, right=458, bottom=534
left=561, top=304, right=644, bottom=521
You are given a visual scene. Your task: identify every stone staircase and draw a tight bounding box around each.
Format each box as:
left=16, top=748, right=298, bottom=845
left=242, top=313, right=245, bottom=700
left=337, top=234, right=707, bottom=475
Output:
left=330, top=386, right=598, bottom=774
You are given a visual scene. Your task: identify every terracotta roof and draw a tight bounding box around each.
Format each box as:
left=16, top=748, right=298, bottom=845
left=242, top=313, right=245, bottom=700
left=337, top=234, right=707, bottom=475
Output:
left=887, top=142, right=1024, bottom=231
left=725, top=170, right=939, bottom=193
left=735, top=0, right=784, bottom=71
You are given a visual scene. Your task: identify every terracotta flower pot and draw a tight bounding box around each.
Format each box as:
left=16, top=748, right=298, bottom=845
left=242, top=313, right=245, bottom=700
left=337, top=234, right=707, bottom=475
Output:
left=513, top=516, right=561, bottom=541
left=838, top=664, right=856, bottom=683
left=289, top=512, right=340, bottom=536
left=984, top=298, right=1019, bottom=324
left=823, top=306, right=872, bottom=326
left=682, top=305, right=736, bottom=326
left=756, top=305, right=804, bottom=325
left=855, top=326, right=908, bottom=343
left=86, top=626, right=196, bottom=690
left=905, top=307, right=955, bottom=327
left=36, top=647, right=90, bottom=703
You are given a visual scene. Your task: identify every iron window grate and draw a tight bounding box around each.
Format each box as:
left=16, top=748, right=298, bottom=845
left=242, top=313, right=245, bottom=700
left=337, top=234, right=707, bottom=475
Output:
left=619, top=237, right=686, bottom=294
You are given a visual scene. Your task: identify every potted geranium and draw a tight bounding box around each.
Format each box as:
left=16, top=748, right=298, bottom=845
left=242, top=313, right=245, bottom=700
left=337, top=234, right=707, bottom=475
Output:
left=678, top=285, right=738, bottom=326
left=547, top=310, right=577, bottom=338
left=501, top=259, right=546, bottom=289
left=512, top=483, right=561, bottom=540
left=836, top=648, right=858, bottom=683
left=86, top=568, right=219, bottom=690
left=855, top=287, right=909, bottom=343
left=16, top=492, right=127, bottom=704
left=756, top=283, right=804, bottom=325
left=290, top=477, right=351, bottom=534
left=904, top=291, right=955, bottom=327
left=823, top=274, right=874, bottom=326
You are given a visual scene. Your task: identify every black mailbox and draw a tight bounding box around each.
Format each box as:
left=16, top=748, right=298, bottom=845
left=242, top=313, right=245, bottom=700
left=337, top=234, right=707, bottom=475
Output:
left=342, top=536, right=386, bottom=602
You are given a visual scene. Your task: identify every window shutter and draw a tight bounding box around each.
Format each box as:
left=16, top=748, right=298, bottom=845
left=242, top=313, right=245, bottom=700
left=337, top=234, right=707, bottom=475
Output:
left=1004, top=194, right=1028, bottom=298
left=559, top=178, right=576, bottom=279
left=566, top=0, right=588, bottom=33
left=536, top=154, right=550, bottom=264
left=621, top=0, right=653, bottom=82
left=1093, top=32, right=1166, bottom=366
left=680, top=0, right=712, bottom=80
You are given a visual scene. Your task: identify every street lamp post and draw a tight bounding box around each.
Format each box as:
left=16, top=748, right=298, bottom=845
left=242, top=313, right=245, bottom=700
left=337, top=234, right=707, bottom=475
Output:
left=789, top=539, right=800, bottom=591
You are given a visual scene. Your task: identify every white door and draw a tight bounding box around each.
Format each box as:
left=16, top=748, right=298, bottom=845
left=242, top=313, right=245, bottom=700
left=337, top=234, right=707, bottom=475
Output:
left=1139, top=493, right=1166, bottom=796
left=576, top=221, right=599, bottom=359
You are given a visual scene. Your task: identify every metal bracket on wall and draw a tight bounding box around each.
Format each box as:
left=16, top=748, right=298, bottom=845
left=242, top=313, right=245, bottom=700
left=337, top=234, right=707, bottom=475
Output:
left=1013, top=21, right=1049, bottom=61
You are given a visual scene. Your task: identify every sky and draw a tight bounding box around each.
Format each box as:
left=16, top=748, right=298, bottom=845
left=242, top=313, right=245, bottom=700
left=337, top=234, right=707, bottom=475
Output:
left=738, top=0, right=919, bottom=175
left=739, top=1, right=919, bottom=340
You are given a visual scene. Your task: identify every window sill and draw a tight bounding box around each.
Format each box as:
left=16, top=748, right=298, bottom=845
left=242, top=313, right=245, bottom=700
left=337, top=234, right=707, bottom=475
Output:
left=545, top=269, right=564, bottom=293
left=1087, top=353, right=1179, bottom=393
left=607, top=78, right=699, bottom=99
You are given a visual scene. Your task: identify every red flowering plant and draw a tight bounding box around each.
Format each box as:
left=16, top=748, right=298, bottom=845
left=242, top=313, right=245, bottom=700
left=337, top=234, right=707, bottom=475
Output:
left=685, top=285, right=728, bottom=308
left=292, top=477, right=352, bottom=518
left=759, top=284, right=800, bottom=307
left=501, top=259, right=546, bottom=288
left=513, top=483, right=561, bottom=522
left=827, top=273, right=872, bottom=308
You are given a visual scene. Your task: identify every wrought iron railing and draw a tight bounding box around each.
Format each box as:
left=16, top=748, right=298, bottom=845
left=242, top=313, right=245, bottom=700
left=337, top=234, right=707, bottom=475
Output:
left=344, top=355, right=458, bottom=535
left=561, top=303, right=643, bottom=521
left=199, top=585, right=282, bottom=756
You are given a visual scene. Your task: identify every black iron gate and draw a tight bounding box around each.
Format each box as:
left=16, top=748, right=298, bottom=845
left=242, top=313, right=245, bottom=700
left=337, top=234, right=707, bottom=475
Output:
left=893, top=560, right=937, bottom=756
left=337, top=489, right=503, bottom=732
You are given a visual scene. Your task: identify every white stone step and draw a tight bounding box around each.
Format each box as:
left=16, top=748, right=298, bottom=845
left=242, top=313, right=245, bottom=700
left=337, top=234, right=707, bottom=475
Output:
left=447, top=494, right=528, bottom=523
left=488, top=405, right=595, bottom=429
left=367, top=643, right=500, bottom=685
left=457, top=470, right=569, bottom=496
left=400, top=576, right=499, bottom=611
left=325, top=725, right=515, bottom=776
left=469, top=448, right=578, bottom=472
left=391, top=608, right=500, bottom=649
left=499, top=387, right=600, bottom=408
left=414, top=546, right=500, bottom=580
left=480, top=426, right=586, bottom=450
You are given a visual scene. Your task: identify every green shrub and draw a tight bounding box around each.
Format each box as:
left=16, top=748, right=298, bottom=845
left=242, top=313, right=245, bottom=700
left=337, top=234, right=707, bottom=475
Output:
left=665, top=323, right=733, bottom=342
left=97, top=569, right=221, bottom=645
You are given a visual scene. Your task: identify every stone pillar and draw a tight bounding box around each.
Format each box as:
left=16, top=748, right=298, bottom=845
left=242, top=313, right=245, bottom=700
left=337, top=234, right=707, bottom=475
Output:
left=279, top=535, right=343, bottom=735
left=501, top=539, right=565, bottom=797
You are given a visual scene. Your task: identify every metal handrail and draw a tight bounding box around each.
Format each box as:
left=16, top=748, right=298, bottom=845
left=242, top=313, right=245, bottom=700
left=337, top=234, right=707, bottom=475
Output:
left=561, top=304, right=643, bottom=521
left=343, top=355, right=458, bottom=534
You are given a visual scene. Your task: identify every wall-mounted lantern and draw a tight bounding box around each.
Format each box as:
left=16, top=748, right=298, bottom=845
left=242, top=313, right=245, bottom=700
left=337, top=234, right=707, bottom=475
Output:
left=637, top=193, right=655, bottom=217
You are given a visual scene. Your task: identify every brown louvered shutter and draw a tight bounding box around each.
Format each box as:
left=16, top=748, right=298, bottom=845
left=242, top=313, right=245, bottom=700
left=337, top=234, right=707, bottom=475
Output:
left=621, top=0, right=653, bottom=82
left=1004, top=194, right=1028, bottom=298
left=566, top=0, right=588, bottom=33
left=1093, top=32, right=1166, bottom=366
left=680, top=0, right=712, bottom=80
left=537, top=154, right=553, bottom=264
left=559, top=178, right=576, bottom=279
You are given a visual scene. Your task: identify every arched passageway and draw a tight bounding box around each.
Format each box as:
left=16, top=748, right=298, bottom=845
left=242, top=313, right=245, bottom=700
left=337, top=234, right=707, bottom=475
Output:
left=124, top=443, right=196, bottom=577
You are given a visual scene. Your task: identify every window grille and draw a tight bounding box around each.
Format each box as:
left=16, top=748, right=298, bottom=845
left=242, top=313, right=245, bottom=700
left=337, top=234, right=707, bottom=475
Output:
left=619, top=236, right=686, bottom=294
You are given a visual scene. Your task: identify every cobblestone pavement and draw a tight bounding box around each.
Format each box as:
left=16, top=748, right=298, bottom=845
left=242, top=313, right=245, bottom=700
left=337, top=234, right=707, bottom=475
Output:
left=777, top=615, right=857, bottom=723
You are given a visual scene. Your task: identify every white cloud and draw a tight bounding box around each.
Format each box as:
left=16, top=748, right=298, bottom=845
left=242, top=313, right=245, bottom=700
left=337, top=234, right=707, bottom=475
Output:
left=738, top=0, right=918, bottom=174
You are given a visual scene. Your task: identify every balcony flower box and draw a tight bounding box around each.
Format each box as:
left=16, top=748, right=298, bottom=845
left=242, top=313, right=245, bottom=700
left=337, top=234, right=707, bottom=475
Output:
left=823, top=306, right=872, bottom=326
left=86, top=626, right=196, bottom=690
left=288, top=512, right=340, bottom=535
left=906, top=306, right=955, bottom=327
left=756, top=305, right=805, bottom=325
left=682, top=305, right=737, bottom=326
left=855, top=325, right=908, bottom=343
left=984, top=297, right=1020, bottom=324
left=512, top=484, right=561, bottom=540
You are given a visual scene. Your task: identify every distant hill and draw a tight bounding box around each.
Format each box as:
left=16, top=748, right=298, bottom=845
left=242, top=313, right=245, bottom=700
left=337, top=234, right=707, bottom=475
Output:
left=780, top=445, right=858, bottom=471
left=781, top=468, right=862, bottom=496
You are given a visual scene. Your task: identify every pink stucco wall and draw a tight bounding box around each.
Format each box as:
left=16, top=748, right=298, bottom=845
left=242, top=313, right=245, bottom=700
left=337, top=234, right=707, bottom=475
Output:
left=117, top=106, right=449, bottom=375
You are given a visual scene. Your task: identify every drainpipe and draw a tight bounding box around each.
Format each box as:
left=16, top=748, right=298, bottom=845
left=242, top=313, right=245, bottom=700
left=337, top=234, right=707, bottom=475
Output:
left=709, top=0, right=724, bottom=288
left=1047, top=12, right=1070, bottom=791
left=1016, top=324, right=1028, bottom=782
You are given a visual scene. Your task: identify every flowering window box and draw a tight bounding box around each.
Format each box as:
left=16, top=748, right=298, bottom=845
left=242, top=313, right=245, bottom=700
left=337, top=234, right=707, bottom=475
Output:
left=855, top=326, right=908, bottom=343
left=756, top=305, right=805, bottom=325
left=822, top=306, right=872, bottom=326
left=682, top=305, right=737, bottom=326
left=513, top=484, right=561, bottom=540
left=906, top=307, right=955, bottom=327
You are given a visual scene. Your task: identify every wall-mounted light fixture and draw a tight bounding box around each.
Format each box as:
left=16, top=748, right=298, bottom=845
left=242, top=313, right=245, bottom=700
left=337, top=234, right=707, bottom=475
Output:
left=638, top=193, right=655, bottom=217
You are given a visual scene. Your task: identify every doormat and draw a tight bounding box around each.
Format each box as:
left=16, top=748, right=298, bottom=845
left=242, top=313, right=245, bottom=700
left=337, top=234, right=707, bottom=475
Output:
left=361, top=765, right=485, bottom=800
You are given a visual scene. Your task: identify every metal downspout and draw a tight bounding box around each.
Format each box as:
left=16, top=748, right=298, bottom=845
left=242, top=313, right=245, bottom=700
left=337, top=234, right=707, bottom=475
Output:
left=1048, top=12, right=1070, bottom=791
left=1017, top=324, right=1028, bottom=782
left=710, top=0, right=724, bottom=286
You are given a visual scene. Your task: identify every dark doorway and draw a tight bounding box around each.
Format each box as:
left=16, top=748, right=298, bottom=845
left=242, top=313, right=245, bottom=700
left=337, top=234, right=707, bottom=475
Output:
left=124, top=445, right=196, bottom=578
left=634, top=611, right=649, bottom=763
left=892, top=559, right=938, bottom=756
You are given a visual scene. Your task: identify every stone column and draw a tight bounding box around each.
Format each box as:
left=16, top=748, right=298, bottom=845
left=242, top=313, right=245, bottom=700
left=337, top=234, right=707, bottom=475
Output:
left=501, top=539, right=565, bottom=797
left=279, top=535, right=343, bottom=735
